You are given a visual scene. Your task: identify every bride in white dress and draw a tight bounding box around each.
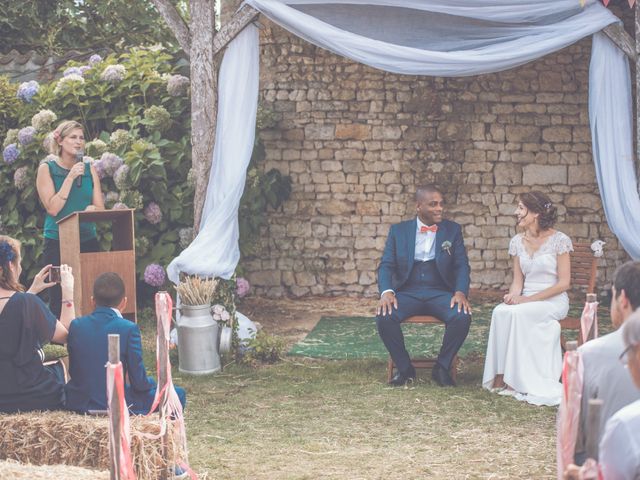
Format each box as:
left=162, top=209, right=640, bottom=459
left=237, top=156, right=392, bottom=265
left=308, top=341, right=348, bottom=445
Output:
left=483, top=191, right=573, bottom=406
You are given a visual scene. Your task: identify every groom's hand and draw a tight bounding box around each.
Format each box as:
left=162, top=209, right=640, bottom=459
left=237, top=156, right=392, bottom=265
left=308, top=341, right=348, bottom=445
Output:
left=450, top=291, right=471, bottom=315
left=377, top=292, right=398, bottom=316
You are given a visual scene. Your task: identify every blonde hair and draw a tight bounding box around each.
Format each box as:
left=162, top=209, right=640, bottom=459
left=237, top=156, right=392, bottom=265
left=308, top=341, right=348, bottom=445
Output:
left=0, top=235, right=24, bottom=292
left=48, top=120, right=84, bottom=156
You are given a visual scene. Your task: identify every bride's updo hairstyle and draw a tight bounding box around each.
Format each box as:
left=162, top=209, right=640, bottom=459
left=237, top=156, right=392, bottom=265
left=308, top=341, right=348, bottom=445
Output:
left=519, top=191, right=557, bottom=230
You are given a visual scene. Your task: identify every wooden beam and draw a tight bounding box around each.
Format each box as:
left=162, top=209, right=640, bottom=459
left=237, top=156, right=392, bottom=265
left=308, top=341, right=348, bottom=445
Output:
left=213, top=5, right=260, bottom=57
left=108, top=334, right=121, bottom=480
left=149, top=0, right=191, bottom=56
left=602, top=23, right=637, bottom=62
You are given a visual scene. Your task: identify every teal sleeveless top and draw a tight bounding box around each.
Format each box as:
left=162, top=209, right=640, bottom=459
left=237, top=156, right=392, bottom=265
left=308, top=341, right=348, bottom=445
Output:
left=43, top=160, right=97, bottom=242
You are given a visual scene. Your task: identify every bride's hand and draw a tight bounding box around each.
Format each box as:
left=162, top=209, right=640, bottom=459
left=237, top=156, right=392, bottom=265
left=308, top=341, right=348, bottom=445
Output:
left=503, top=293, right=515, bottom=304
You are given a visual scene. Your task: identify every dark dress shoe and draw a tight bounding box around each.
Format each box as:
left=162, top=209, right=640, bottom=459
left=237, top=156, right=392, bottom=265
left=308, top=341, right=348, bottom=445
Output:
left=389, top=367, right=416, bottom=386
left=431, top=364, right=456, bottom=387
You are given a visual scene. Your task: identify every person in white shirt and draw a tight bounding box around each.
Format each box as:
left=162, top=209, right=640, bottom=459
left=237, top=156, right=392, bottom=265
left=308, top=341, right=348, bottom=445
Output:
left=565, top=311, right=640, bottom=480
left=574, top=261, right=640, bottom=463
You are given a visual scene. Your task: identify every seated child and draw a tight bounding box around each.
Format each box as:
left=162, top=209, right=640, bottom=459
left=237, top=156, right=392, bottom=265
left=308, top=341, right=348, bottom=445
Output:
left=65, top=272, right=186, bottom=414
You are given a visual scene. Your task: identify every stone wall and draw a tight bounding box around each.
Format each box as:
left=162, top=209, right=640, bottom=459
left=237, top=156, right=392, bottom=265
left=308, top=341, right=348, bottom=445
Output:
left=241, top=14, right=634, bottom=298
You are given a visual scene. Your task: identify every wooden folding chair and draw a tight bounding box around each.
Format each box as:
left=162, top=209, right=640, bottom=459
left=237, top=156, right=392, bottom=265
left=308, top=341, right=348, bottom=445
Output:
left=559, top=242, right=599, bottom=348
left=386, top=315, right=459, bottom=383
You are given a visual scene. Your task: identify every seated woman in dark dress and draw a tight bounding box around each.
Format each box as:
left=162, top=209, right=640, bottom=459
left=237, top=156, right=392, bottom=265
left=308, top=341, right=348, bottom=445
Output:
left=0, top=235, right=75, bottom=413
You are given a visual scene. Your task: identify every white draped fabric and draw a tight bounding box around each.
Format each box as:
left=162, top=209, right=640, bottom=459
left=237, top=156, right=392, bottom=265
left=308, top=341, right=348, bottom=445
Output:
left=168, top=0, right=638, bottom=282
left=168, top=25, right=259, bottom=282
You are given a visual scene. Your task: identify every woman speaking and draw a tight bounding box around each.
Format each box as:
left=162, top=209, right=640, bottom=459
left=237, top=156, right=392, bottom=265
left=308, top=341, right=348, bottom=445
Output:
left=36, top=120, right=103, bottom=317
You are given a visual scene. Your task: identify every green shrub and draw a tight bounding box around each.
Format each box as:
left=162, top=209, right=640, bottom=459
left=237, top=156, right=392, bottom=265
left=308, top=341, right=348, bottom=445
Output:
left=240, top=330, right=287, bottom=366
left=1, top=47, right=291, bottom=308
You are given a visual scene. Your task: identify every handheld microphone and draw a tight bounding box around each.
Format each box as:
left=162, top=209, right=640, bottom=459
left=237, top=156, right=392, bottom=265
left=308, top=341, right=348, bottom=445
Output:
left=75, top=150, right=84, bottom=188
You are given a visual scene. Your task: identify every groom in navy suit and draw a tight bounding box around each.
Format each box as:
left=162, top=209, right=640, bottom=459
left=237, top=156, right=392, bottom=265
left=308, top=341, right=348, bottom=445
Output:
left=377, top=185, right=471, bottom=386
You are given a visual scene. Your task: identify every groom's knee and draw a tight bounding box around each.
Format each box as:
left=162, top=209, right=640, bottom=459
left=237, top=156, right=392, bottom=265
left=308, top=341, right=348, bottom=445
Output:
left=448, top=311, right=471, bottom=334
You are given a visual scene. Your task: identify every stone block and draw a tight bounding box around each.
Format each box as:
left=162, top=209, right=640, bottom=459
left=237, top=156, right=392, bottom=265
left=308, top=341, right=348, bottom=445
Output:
left=494, top=163, right=522, bottom=186
left=359, top=271, right=377, bottom=286
left=437, top=121, right=471, bottom=141
left=317, top=199, right=355, bottom=215
left=335, top=123, right=371, bottom=140
left=564, top=193, right=601, bottom=210
left=305, top=124, right=335, bottom=140
left=295, top=272, right=317, bottom=287
left=505, top=125, right=541, bottom=143
left=321, top=160, right=342, bottom=172
left=542, top=127, right=572, bottom=143
left=250, top=270, right=282, bottom=287
left=568, top=165, right=595, bottom=185
left=523, top=164, right=566, bottom=185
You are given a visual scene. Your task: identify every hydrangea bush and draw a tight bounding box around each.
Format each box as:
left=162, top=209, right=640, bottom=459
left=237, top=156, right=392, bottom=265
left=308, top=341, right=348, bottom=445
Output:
left=0, top=47, right=291, bottom=309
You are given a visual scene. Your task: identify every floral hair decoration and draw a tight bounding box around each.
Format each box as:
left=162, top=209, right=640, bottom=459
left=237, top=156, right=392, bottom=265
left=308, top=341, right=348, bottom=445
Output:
left=0, top=241, right=16, bottom=265
left=543, top=202, right=552, bottom=210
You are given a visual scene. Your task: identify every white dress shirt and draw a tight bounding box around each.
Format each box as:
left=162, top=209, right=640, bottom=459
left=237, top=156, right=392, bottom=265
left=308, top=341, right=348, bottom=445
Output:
left=415, top=217, right=437, bottom=262
left=599, top=398, right=640, bottom=480
left=577, top=329, right=640, bottom=456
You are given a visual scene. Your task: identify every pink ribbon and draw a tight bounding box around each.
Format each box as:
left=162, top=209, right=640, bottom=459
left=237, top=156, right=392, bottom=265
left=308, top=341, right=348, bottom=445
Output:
left=107, top=361, right=137, bottom=480
left=580, top=301, right=598, bottom=344
left=557, top=349, right=584, bottom=480
left=144, top=291, right=196, bottom=479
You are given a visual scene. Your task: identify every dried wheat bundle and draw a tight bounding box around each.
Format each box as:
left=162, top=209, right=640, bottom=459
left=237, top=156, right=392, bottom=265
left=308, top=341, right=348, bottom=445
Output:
left=0, top=459, right=109, bottom=479
left=0, top=412, right=185, bottom=480
left=176, top=275, right=218, bottom=306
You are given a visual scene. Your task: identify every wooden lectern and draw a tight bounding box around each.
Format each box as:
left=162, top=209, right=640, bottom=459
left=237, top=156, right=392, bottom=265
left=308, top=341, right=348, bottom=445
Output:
left=58, top=209, right=137, bottom=322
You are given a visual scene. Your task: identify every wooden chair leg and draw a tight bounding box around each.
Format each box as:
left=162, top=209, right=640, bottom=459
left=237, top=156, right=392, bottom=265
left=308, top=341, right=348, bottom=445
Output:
left=450, top=355, right=458, bottom=383
left=387, top=356, right=394, bottom=383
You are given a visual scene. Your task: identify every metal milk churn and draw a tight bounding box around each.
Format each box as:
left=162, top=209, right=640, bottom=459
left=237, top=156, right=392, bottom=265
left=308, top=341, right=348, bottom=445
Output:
left=176, top=304, right=221, bottom=375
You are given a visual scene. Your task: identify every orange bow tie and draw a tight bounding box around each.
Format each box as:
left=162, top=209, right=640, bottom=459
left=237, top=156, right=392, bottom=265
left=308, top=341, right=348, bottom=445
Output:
left=420, top=225, right=438, bottom=233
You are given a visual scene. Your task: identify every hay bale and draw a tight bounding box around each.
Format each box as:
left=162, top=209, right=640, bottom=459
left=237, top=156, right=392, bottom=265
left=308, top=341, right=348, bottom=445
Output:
left=0, top=459, right=109, bottom=479
left=0, top=411, right=185, bottom=480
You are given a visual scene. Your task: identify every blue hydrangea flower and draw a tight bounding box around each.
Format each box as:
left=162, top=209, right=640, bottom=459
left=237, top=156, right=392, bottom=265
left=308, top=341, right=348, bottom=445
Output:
left=3, top=144, right=20, bottom=164
left=100, top=65, right=126, bottom=83
left=17, top=126, right=36, bottom=146
left=17, top=81, right=39, bottom=103
left=89, top=54, right=102, bottom=65
left=63, top=66, right=83, bottom=77
left=98, top=152, right=124, bottom=177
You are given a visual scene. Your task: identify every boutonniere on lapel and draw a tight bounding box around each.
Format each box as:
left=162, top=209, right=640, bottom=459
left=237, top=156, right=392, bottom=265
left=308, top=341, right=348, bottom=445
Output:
left=441, top=240, right=452, bottom=256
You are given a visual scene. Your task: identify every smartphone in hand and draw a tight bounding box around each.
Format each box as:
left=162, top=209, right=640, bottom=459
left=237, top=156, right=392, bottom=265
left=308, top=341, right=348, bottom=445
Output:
left=48, top=266, right=61, bottom=283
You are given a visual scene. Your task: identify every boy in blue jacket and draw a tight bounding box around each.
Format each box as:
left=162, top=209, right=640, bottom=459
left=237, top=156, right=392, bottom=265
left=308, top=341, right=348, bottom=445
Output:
left=65, top=272, right=186, bottom=414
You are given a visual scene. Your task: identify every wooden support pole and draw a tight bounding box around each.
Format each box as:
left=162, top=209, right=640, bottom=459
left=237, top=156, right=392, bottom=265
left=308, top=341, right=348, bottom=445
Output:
left=565, top=340, right=579, bottom=352
left=585, top=293, right=598, bottom=342
left=585, top=398, right=604, bottom=461
left=108, top=334, right=121, bottom=480
left=158, top=293, right=169, bottom=480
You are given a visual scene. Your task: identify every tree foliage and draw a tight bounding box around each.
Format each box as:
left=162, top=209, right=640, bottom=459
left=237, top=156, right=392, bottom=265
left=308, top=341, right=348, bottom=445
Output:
left=0, top=0, right=187, bottom=54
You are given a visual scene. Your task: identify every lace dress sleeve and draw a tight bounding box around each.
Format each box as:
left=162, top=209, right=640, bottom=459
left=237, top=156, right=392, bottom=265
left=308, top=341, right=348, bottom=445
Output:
left=554, top=232, right=574, bottom=255
left=508, top=235, right=520, bottom=257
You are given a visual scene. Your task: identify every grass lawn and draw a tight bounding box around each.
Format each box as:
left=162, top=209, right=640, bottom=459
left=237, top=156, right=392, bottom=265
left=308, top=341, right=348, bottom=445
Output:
left=137, top=298, right=611, bottom=479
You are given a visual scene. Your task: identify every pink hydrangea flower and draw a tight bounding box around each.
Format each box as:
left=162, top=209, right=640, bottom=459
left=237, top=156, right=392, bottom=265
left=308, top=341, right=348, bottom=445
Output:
left=236, top=277, right=250, bottom=298
left=143, top=202, right=162, bottom=224
left=144, top=263, right=165, bottom=287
